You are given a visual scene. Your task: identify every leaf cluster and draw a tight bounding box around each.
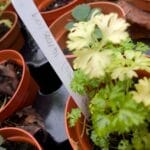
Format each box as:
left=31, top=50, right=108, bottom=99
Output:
left=89, top=79, right=150, bottom=148
left=67, top=108, right=81, bottom=128
left=67, top=4, right=150, bottom=150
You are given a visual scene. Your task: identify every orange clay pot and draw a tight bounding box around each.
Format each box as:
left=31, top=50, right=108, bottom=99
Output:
left=0, top=50, right=39, bottom=121
left=50, top=1, right=125, bottom=67
left=34, top=0, right=85, bottom=26
left=65, top=97, right=93, bottom=150
left=0, top=11, right=24, bottom=51
left=0, top=127, right=43, bottom=150
left=126, top=0, right=150, bottom=12
left=65, top=68, right=150, bottom=150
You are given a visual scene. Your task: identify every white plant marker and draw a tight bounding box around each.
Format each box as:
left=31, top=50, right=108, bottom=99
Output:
left=11, top=0, right=89, bottom=119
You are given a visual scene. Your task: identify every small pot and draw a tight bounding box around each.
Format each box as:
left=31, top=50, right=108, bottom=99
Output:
left=126, top=0, right=150, bottom=12
left=35, top=0, right=85, bottom=26
left=65, top=69, right=150, bottom=150
left=0, top=50, right=39, bottom=121
left=0, top=11, right=24, bottom=51
left=50, top=1, right=125, bottom=67
left=65, top=97, right=93, bottom=150
left=0, top=127, right=43, bottom=150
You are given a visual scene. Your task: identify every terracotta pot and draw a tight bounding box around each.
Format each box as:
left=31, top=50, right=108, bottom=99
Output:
left=65, top=97, right=93, bottom=150
left=0, top=127, right=42, bottom=150
left=65, top=69, right=150, bottom=150
left=50, top=1, right=125, bottom=67
left=126, top=0, right=150, bottom=12
left=0, top=50, right=39, bottom=121
left=0, top=11, right=24, bottom=51
left=34, top=0, right=85, bottom=26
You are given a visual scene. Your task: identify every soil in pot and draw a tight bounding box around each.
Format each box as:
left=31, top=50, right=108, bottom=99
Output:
left=1, top=140, right=37, bottom=150
left=43, top=0, right=72, bottom=11
left=0, top=59, right=22, bottom=109
left=0, top=23, right=10, bottom=38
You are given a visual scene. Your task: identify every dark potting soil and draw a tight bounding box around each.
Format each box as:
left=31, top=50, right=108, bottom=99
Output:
left=43, top=0, right=72, bottom=11
left=0, top=60, right=22, bottom=109
left=1, top=140, right=37, bottom=150
left=0, top=23, right=10, bottom=39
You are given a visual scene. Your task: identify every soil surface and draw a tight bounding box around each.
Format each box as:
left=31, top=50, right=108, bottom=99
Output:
left=0, top=23, right=10, bottom=38
left=0, top=60, right=22, bottom=109
left=0, top=106, right=45, bottom=135
left=1, top=140, right=37, bottom=150
left=44, top=0, right=72, bottom=11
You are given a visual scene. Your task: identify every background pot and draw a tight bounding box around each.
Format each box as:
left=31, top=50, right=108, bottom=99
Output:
left=0, top=11, right=24, bottom=51
left=126, top=0, right=150, bottom=12
left=0, top=127, right=42, bottom=150
left=0, top=50, right=39, bottom=121
left=50, top=1, right=125, bottom=67
left=34, top=0, right=54, bottom=10
left=35, top=0, right=85, bottom=26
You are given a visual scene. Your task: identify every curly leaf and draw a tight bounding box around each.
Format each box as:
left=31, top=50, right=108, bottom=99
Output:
left=110, top=51, right=150, bottom=81
left=67, top=21, right=95, bottom=51
left=132, top=77, right=150, bottom=106
left=74, top=50, right=112, bottom=78
left=93, top=13, right=129, bottom=44
left=71, top=70, right=101, bottom=95
left=67, top=108, right=81, bottom=127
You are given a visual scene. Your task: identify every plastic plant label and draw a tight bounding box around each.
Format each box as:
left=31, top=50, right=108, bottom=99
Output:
left=11, top=0, right=89, bottom=119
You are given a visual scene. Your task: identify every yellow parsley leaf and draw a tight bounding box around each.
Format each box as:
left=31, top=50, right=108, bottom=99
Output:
left=93, top=13, right=129, bottom=44
left=111, top=67, right=138, bottom=81
left=132, top=78, right=150, bottom=106
left=66, top=21, right=95, bottom=51
left=111, top=51, right=150, bottom=81
left=73, top=49, right=112, bottom=78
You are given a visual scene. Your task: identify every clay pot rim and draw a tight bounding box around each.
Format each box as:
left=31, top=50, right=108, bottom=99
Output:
left=0, top=127, right=42, bottom=150
left=50, top=1, right=125, bottom=27
left=89, top=1, right=126, bottom=17
left=0, top=50, right=26, bottom=112
left=64, top=96, right=76, bottom=149
left=0, top=11, right=18, bottom=42
left=41, top=0, right=84, bottom=14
